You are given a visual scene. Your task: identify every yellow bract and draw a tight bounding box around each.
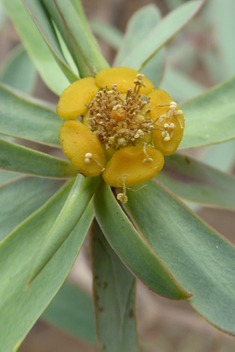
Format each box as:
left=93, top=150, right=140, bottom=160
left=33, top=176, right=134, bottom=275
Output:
left=149, top=89, right=174, bottom=118
left=102, top=146, right=164, bottom=187
left=59, top=120, right=105, bottom=177
left=149, top=89, right=185, bottom=155
left=95, top=67, right=154, bottom=95
left=57, top=77, right=99, bottom=120
left=152, top=113, right=184, bottom=155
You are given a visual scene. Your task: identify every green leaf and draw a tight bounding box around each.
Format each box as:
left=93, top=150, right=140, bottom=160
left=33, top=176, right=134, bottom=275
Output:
left=90, top=20, right=123, bottom=51
left=0, top=45, right=37, bottom=173
left=118, top=1, right=205, bottom=71
left=157, top=154, right=235, bottom=210
left=165, top=0, right=184, bottom=10
left=91, top=219, right=138, bottom=352
left=1, top=0, right=71, bottom=95
left=0, top=170, right=20, bottom=184
left=0, top=3, right=6, bottom=31
left=140, top=51, right=165, bottom=89
left=201, top=51, right=223, bottom=84
left=0, top=176, right=64, bottom=241
left=94, top=183, right=192, bottom=300
left=179, top=75, right=235, bottom=149
left=160, top=67, right=205, bottom=102
left=0, top=138, right=77, bottom=178
left=0, top=85, right=61, bottom=146
left=199, top=139, right=235, bottom=172
left=22, top=0, right=79, bottom=83
left=42, top=0, right=109, bottom=77
left=114, top=5, right=164, bottom=88
left=124, top=180, right=235, bottom=335
left=0, top=45, right=36, bottom=94
left=115, top=4, right=161, bottom=65
left=2, top=90, right=59, bottom=144
left=167, top=41, right=197, bottom=74
left=0, top=181, right=94, bottom=352
left=28, top=175, right=102, bottom=284
left=69, top=0, right=91, bottom=32
left=207, top=0, right=235, bottom=80
left=42, top=281, right=96, bottom=342
left=184, top=140, right=235, bottom=213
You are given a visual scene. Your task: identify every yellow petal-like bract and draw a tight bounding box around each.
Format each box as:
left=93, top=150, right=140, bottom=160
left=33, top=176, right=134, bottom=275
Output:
left=95, top=67, right=154, bottom=95
left=60, top=120, right=105, bottom=177
left=148, top=89, right=185, bottom=155
left=57, top=77, right=99, bottom=120
left=103, top=146, right=164, bottom=187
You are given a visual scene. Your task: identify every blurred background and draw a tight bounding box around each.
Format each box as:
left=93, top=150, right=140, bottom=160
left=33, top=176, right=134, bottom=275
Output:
left=0, top=0, right=235, bottom=351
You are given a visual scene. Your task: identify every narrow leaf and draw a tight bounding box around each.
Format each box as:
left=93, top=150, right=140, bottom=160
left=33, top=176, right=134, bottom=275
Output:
left=0, top=3, right=6, bottom=30
left=0, top=45, right=36, bottom=94
left=0, top=182, right=94, bottom=352
left=165, top=0, right=184, bottom=9
left=91, top=219, right=138, bottom=352
left=70, top=0, right=91, bottom=32
left=199, top=139, right=235, bottom=172
left=23, top=0, right=79, bottom=83
left=90, top=20, right=123, bottom=50
left=118, top=1, right=205, bottom=71
left=160, top=67, right=205, bottom=102
left=0, top=170, right=20, bottom=184
left=157, top=154, right=235, bottom=210
left=179, top=75, right=235, bottom=149
left=0, top=85, right=61, bottom=146
left=124, top=180, right=235, bottom=335
left=94, top=183, right=192, bottom=300
left=115, top=4, right=161, bottom=66
left=0, top=138, right=77, bottom=178
left=28, top=174, right=102, bottom=284
left=0, top=176, right=64, bottom=241
left=116, top=4, right=165, bottom=88
left=208, top=0, right=235, bottom=80
left=42, top=281, right=96, bottom=342
left=1, top=0, right=71, bottom=95
left=42, top=0, right=109, bottom=77
left=140, top=51, right=165, bottom=89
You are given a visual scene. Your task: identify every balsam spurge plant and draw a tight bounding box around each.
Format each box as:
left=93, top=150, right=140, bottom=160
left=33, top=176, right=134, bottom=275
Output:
left=1, top=0, right=235, bottom=351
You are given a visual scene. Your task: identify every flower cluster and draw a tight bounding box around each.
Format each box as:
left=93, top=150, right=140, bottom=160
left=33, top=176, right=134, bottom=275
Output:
left=57, top=67, right=184, bottom=202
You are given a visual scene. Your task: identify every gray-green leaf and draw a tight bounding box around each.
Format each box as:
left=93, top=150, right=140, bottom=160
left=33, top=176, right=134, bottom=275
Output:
left=0, top=176, right=64, bottom=241
left=1, top=0, right=71, bottom=95
left=0, top=84, right=61, bottom=147
left=157, top=154, right=235, bottom=210
left=91, top=220, right=138, bottom=352
left=0, top=138, right=77, bottom=178
left=180, top=75, right=235, bottom=149
left=42, top=281, right=96, bottom=342
left=124, top=179, right=235, bottom=335
left=0, top=182, right=94, bottom=352
left=94, top=183, right=192, bottom=300
left=118, top=1, right=205, bottom=71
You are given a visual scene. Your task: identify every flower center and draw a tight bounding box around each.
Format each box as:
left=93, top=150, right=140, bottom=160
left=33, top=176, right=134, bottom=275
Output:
left=84, top=75, right=154, bottom=155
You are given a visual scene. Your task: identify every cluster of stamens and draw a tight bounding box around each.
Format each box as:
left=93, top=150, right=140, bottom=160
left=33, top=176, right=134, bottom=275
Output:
left=81, top=75, right=184, bottom=203
left=85, top=74, right=154, bottom=151
left=154, top=101, right=183, bottom=141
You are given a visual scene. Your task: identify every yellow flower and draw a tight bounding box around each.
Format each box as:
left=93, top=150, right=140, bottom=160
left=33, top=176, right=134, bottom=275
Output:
left=57, top=67, right=185, bottom=203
